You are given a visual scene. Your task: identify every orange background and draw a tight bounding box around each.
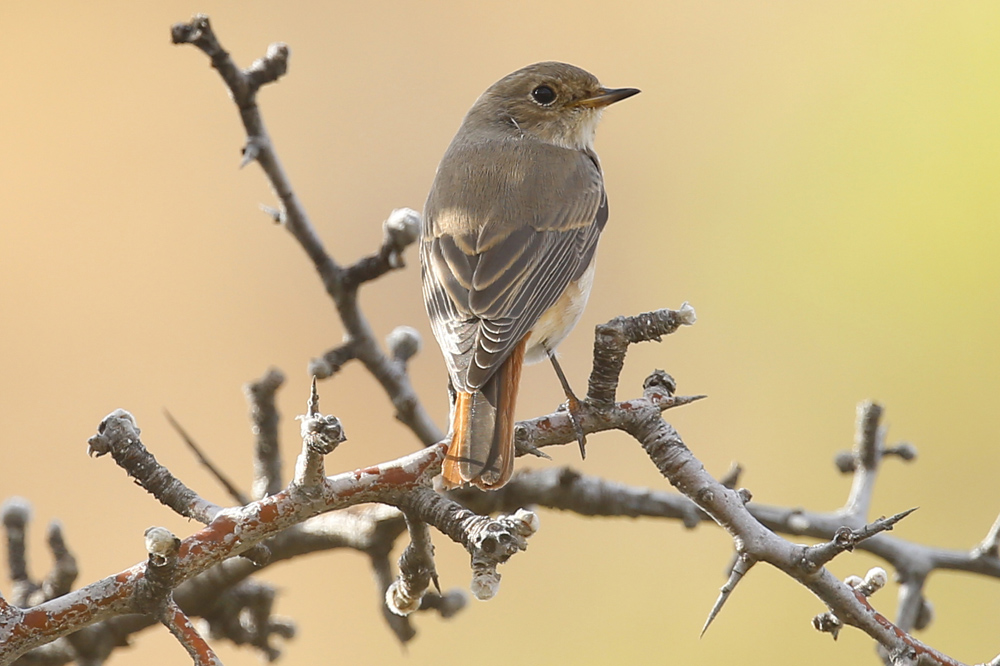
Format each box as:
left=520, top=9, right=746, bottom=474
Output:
left=1, top=2, right=998, bottom=665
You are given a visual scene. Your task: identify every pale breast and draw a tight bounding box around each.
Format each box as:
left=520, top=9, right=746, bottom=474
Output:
left=524, top=256, right=597, bottom=365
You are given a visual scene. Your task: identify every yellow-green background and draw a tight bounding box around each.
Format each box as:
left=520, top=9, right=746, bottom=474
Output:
left=1, top=2, right=997, bottom=664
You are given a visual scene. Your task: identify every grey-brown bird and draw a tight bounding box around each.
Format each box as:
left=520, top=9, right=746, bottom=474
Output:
left=421, top=62, right=639, bottom=490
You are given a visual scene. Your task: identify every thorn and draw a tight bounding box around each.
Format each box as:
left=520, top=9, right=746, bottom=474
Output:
left=308, top=376, right=319, bottom=417
left=719, top=463, right=743, bottom=489
left=655, top=394, right=708, bottom=409
left=259, top=203, right=284, bottom=224
left=883, top=507, right=918, bottom=528
left=514, top=432, right=553, bottom=460
left=240, top=137, right=262, bottom=168
left=702, top=554, right=755, bottom=637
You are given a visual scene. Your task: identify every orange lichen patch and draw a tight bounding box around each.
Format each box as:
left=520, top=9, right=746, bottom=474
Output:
left=199, top=515, right=237, bottom=543
left=258, top=502, right=279, bottom=523
left=378, top=466, right=417, bottom=485
left=21, top=610, right=50, bottom=630
left=356, top=465, right=381, bottom=478
left=180, top=514, right=237, bottom=558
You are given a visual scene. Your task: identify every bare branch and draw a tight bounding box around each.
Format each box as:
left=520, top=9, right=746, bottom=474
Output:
left=245, top=368, right=285, bottom=500
left=586, top=303, right=696, bottom=405
left=417, top=590, right=466, bottom=618
left=140, top=527, right=181, bottom=613
left=292, top=379, right=346, bottom=488
left=161, top=601, right=222, bottom=666
left=41, top=523, right=77, bottom=602
left=0, top=424, right=448, bottom=662
left=618, top=394, right=980, bottom=664
left=342, top=208, right=421, bottom=289
left=308, top=340, right=358, bottom=380
left=842, top=401, right=885, bottom=521
left=397, top=487, right=537, bottom=600
left=385, top=326, right=422, bottom=367
left=973, top=513, right=1000, bottom=560
left=385, top=514, right=439, bottom=617
left=87, top=410, right=223, bottom=524
left=804, top=509, right=918, bottom=570
left=895, top=572, right=931, bottom=634
left=450, top=467, right=703, bottom=528
left=2, top=498, right=39, bottom=607
left=369, top=551, right=416, bottom=644
left=718, top=463, right=743, bottom=490
left=514, top=388, right=704, bottom=456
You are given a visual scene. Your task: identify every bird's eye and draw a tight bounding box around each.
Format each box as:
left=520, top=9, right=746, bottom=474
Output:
left=531, top=85, right=556, bottom=106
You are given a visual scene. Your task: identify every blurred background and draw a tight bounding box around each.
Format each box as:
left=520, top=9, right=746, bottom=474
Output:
left=1, top=2, right=998, bottom=664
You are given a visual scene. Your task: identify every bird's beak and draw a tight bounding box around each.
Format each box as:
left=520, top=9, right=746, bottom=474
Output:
left=575, top=86, right=641, bottom=109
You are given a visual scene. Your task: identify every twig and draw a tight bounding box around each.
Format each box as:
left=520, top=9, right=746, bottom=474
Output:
left=396, top=487, right=538, bottom=600
left=164, top=410, right=250, bottom=506
left=894, top=572, right=931, bottom=634
left=804, top=509, right=918, bottom=570
left=385, top=514, right=438, bottom=616
left=842, top=401, right=885, bottom=521
left=2, top=498, right=40, bottom=607
left=586, top=304, right=696, bottom=405
left=514, top=391, right=704, bottom=455
left=292, top=379, right=346, bottom=488
left=450, top=467, right=703, bottom=528
left=161, top=601, right=222, bottom=666
left=87, top=410, right=223, bottom=524
left=341, top=209, right=421, bottom=289
left=308, top=340, right=358, bottom=380
left=417, top=590, right=466, bottom=618
left=369, top=552, right=416, bottom=645
left=245, top=368, right=285, bottom=500
left=41, top=522, right=77, bottom=602
left=973, top=513, right=1000, bottom=560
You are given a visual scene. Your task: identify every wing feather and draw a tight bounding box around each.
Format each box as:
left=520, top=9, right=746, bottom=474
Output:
left=421, top=137, right=606, bottom=392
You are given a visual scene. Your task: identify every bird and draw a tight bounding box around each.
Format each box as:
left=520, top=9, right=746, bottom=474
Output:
left=420, top=61, right=639, bottom=490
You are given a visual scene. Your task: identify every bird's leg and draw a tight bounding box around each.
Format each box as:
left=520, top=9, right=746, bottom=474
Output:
left=545, top=345, right=588, bottom=459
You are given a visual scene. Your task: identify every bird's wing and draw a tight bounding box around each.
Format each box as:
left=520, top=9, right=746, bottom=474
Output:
left=422, top=139, right=605, bottom=392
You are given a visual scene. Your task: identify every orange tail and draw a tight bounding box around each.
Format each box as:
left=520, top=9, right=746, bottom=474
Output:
left=441, top=337, right=527, bottom=490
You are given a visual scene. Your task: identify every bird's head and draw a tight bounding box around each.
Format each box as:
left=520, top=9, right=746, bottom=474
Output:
left=467, top=61, right=639, bottom=151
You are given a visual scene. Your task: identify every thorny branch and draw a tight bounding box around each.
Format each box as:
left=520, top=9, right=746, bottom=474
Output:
left=0, top=13, right=995, bottom=666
